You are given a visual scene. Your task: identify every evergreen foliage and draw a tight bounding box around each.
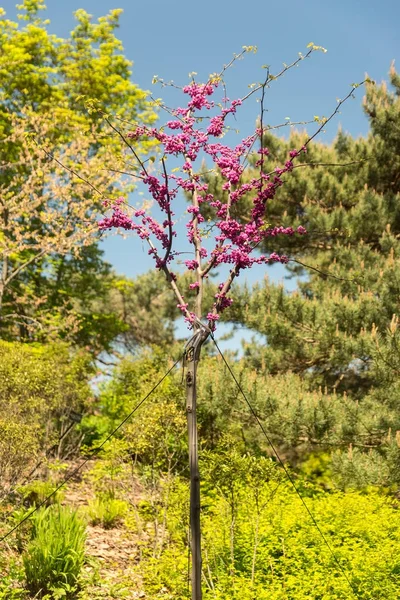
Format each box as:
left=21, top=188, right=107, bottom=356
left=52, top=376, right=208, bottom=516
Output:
left=203, top=65, right=400, bottom=481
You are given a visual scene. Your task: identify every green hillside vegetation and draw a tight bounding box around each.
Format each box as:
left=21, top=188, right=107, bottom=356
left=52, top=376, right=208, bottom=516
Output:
left=1, top=2, right=400, bottom=598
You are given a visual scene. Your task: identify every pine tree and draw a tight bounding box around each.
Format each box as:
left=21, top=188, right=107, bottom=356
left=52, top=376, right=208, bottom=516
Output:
left=201, top=67, right=400, bottom=483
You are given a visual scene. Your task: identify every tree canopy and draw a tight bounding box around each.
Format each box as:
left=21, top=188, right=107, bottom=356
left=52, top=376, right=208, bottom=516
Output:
left=0, top=0, right=160, bottom=353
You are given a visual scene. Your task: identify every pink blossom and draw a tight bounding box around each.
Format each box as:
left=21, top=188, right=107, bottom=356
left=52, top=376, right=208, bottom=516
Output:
left=184, top=311, right=197, bottom=325
left=183, top=82, right=215, bottom=110
left=207, top=116, right=224, bottom=136
left=166, top=120, right=183, bottom=130
left=215, top=292, right=233, bottom=310
left=184, top=259, right=199, bottom=270
left=126, top=126, right=147, bottom=139
left=99, top=207, right=133, bottom=231
left=99, top=71, right=310, bottom=334
left=187, top=205, right=200, bottom=215
left=207, top=313, right=220, bottom=321
left=268, top=252, right=289, bottom=264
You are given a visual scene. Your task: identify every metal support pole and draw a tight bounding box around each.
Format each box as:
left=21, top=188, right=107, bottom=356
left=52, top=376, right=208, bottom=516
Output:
left=185, top=327, right=209, bottom=600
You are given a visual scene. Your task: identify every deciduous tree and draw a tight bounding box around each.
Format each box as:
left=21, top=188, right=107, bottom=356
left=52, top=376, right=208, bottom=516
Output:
left=0, top=1, right=157, bottom=346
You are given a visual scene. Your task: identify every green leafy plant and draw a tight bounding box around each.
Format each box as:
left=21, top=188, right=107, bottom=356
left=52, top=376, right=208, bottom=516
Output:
left=16, top=480, right=63, bottom=508
left=87, top=497, right=128, bottom=529
left=0, top=341, right=93, bottom=498
left=22, top=505, right=86, bottom=598
left=0, top=553, right=26, bottom=599
left=138, top=471, right=400, bottom=599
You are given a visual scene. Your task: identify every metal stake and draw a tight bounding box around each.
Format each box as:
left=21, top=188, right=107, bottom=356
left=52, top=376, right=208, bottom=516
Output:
left=184, top=327, right=209, bottom=600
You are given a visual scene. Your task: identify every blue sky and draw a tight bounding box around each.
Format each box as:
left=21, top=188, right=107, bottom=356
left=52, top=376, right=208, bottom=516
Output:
left=3, top=0, right=399, bottom=345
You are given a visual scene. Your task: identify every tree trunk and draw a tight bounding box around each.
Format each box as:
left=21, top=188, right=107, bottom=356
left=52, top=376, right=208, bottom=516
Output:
left=185, top=328, right=209, bottom=600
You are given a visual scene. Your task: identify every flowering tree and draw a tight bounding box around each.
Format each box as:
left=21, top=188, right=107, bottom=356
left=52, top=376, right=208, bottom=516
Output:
left=98, top=44, right=364, bottom=599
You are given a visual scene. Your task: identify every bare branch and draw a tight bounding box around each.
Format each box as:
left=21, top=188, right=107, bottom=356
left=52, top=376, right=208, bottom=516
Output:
left=161, top=157, right=174, bottom=264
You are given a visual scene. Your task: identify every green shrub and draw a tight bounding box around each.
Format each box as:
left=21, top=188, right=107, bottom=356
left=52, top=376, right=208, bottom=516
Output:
left=22, top=505, right=86, bottom=598
left=0, top=421, right=41, bottom=502
left=17, top=480, right=63, bottom=507
left=138, top=468, right=400, bottom=599
left=0, top=552, right=26, bottom=599
left=87, top=497, right=128, bottom=529
left=0, top=341, right=92, bottom=495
